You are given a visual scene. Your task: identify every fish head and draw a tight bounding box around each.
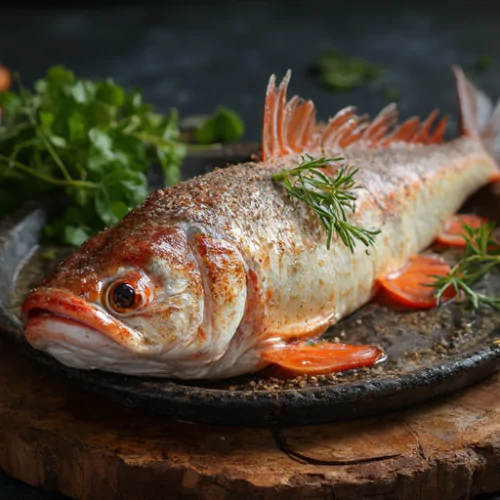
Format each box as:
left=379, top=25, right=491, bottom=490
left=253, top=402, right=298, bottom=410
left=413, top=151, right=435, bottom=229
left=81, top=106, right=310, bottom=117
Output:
left=22, top=221, right=249, bottom=378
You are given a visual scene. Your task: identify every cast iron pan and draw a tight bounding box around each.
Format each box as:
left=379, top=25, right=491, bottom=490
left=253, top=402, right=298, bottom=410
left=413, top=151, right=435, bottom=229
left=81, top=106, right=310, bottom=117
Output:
left=1, top=144, right=500, bottom=427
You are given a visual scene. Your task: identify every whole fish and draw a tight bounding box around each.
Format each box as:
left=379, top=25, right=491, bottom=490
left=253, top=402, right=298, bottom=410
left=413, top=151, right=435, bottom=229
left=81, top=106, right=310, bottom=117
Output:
left=22, top=67, right=500, bottom=379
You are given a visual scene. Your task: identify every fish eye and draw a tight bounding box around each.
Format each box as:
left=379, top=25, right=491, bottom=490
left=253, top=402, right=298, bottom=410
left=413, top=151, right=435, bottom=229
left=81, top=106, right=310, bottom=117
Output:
left=107, top=281, right=140, bottom=314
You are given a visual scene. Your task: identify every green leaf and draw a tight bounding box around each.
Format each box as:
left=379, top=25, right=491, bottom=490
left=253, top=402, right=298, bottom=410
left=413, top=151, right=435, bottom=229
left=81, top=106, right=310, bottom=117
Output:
left=112, top=132, right=147, bottom=167
left=74, top=187, right=90, bottom=207
left=64, top=205, right=87, bottom=225
left=0, top=64, right=187, bottom=245
left=39, top=111, right=55, bottom=131
left=71, top=80, right=96, bottom=104
left=322, top=70, right=363, bottom=90
left=68, top=110, right=88, bottom=142
left=162, top=108, right=181, bottom=140
left=95, top=170, right=147, bottom=226
left=123, top=88, right=152, bottom=117
left=126, top=89, right=143, bottom=109
left=88, top=127, right=113, bottom=152
left=46, top=66, right=75, bottom=92
left=49, top=135, right=67, bottom=148
left=316, top=50, right=384, bottom=91
left=96, top=79, right=125, bottom=107
left=145, top=112, right=164, bottom=131
left=34, top=79, right=48, bottom=94
left=88, top=100, right=115, bottom=127
left=88, top=127, right=148, bottom=174
left=110, top=201, right=130, bottom=220
left=157, top=143, right=185, bottom=186
left=0, top=91, right=22, bottom=122
left=87, top=127, right=124, bottom=171
left=64, top=225, right=91, bottom=246
left=195, top=107, right=245, bottom=144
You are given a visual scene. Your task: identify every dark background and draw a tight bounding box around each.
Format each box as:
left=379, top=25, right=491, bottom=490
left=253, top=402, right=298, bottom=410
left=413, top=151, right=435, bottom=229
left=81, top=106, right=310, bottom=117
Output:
left=2, top=0, right=500, bottom=144
left=1, top=0, right=500, bottom=498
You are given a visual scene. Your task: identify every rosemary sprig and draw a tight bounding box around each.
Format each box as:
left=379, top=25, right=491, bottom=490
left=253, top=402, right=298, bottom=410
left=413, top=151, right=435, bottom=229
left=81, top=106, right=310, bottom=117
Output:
left=431, top=221, right=500, bottom=310
left=272, top=155, right=381, bottom=251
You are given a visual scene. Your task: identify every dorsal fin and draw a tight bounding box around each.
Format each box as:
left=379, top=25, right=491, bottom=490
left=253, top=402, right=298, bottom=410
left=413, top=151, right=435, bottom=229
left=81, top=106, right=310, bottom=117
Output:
left=263, top=70, right=316, bottom=160
left=262, top=70, right=448, bottom=161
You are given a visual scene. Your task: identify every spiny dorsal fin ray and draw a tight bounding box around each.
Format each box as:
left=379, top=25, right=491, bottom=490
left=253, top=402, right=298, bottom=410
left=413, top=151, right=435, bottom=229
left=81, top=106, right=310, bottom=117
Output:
left=262, top=70, right=448, bottom=161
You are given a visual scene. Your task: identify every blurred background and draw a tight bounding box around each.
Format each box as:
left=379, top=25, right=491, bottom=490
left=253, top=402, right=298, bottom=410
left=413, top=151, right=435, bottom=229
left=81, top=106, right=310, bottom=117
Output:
left=2, top=0, right=500, bottom=143
left=1, top=0, right=500, bottom=498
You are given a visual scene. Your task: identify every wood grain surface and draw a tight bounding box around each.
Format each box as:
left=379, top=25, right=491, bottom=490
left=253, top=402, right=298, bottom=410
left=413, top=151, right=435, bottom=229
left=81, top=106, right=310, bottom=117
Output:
left=0, top=334, right=499, bottom=500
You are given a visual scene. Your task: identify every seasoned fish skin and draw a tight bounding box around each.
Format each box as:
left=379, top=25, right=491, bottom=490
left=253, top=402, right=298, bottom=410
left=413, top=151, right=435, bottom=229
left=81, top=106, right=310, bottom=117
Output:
left=21, top=68, right=500, bottom=379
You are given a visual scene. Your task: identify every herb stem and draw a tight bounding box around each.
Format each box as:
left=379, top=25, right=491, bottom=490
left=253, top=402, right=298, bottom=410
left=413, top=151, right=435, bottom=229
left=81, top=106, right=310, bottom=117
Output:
left=14, top=71, right=72, bottom=182
left=431, top=221, right=500, bottom=310
left=131, top=131, right=176, bottom=146
left=0, top=65, right=188, bottom=246
left=271, top=171, right=288, bottom=182
left=37, top=130, right=73, bottom=182
left=0, top=155, right=97, bottom=189
left=272, top=155, right=380, bottom=251
left=182, top=142, right=223, bottom=151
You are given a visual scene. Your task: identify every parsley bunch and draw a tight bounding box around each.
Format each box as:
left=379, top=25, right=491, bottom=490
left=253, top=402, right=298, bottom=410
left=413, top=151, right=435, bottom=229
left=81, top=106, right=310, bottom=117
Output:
left=0, top=66, right=186, bottom=245
left=316, top=50, right=384, bottom=91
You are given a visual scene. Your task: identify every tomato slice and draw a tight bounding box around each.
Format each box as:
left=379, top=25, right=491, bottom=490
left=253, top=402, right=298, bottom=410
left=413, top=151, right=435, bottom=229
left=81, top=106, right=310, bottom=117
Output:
left=261, top=341, right=385, bottom=376
left=376, top=254, right=455, bottom=309
left=0, top=66, right=11, bottom=92
left=435, top=214, right=485, bottom=247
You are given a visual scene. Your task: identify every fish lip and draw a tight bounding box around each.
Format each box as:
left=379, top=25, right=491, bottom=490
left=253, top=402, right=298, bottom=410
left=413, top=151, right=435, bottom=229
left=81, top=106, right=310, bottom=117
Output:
left=22, top=288, right=141, bottom=350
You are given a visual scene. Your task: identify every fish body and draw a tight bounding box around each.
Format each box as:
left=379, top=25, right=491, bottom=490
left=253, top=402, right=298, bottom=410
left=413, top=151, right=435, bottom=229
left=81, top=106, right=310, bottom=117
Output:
left=22, top=67, right=500, bottom=379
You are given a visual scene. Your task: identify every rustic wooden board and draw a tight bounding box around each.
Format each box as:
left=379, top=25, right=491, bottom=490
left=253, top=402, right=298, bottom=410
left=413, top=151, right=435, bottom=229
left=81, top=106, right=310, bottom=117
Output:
left=0, top=332, right=499, bottom=500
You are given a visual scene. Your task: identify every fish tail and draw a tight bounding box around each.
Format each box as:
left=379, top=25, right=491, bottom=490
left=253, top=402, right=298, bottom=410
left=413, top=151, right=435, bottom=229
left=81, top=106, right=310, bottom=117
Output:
left=453, top=65, right=500, bottom=167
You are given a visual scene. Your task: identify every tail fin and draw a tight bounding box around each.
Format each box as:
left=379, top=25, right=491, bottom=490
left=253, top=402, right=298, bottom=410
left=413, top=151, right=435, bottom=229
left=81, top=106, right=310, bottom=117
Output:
left=453, top=65, right=500, bottom=163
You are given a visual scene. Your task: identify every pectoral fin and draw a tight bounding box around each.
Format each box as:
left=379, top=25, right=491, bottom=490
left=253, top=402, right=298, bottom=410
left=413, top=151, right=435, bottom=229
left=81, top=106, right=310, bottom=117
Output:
left=261, top=341, right=385, bottom=376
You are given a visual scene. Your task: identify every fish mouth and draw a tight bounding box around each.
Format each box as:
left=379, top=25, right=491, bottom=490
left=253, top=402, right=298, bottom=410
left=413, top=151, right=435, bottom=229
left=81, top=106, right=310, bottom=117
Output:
left=21, top=288, right=203, bottom=377
left=22, top=288, right=143, bottom=351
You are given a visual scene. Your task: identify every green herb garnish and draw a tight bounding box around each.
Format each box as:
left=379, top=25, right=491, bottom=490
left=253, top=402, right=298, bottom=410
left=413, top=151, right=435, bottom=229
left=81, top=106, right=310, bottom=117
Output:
left=431, top=221, right=500, bottom=310
left=272, top=155, right=381, bottom=251
left=195, top=106, right=244, bottom=145
left=315, top=50, right=384, bottom=91
left=0, top=65, right=186, bottom=246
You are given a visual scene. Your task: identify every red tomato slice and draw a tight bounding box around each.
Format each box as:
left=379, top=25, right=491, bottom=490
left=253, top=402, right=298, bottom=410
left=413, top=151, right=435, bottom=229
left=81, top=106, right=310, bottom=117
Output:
left=0, top=66, right=11, bottom=92
left=376, top=254, right=455, bottom=309
left=261, top=341, right=385, bottom=376
left=435, top=214, right=485, bottom=247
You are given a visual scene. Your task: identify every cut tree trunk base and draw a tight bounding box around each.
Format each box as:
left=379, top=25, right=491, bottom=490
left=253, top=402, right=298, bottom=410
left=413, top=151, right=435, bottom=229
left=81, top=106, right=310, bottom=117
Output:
left=0, top=335, right=499, bottom=500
